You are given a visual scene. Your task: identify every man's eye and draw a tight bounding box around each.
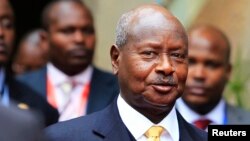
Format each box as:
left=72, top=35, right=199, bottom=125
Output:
left=144, top=51, right=153, bottom=55
left=61, top=28, right=74, bottom=34
left=1, top=19, right=14, bottom=30
left=82, top=27, right=94, bottom=35
left=206, top=62, right=221, bottom=69
left=188, top=58, right=196, bottom=65
left=171, top=53, right=185, bottom=59
left=143, top=51, right=156, bottom=56
left=141, top=51, right=157, bottom=58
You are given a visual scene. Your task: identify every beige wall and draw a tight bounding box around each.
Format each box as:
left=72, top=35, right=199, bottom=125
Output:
left=83, top=0, right=154, bottom=72
left=191, top=0, right=250, bottom=62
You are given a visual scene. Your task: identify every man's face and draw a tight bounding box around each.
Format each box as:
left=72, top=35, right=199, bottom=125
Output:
left=182, top=31, right=231, bottom=108
left=12, top=41, right=48, bottom=75
left=112, top=11, right=188, bottom=118
left=0, top=0, right=15, bottom=66
left=47, top=3, right=95, bottom=73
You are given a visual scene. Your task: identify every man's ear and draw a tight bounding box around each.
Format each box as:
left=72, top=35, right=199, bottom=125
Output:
left=39, top=29, right=48, bottom=41
left=39, top=30, right=49, bottom=52
left=110, top=44, right=120, bottom=75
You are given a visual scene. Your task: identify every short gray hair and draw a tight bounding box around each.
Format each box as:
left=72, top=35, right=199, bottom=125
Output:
left=115, top=10, right=134, bottom=48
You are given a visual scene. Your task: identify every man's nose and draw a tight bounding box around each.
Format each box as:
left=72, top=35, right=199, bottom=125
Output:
left=74, top=31, right=85, bottom=43
left=192, top=64, right=206, bottom=81
left=155, top=54, right=175, bottom=75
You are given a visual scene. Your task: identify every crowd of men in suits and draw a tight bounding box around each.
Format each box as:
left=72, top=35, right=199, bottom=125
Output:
left=1, top=0, right=250, bottom=140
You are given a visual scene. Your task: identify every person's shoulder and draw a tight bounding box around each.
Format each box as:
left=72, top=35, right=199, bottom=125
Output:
left=227, top=102, right=250, bottom=114
left=16, top=66, right=46, bottom=81
left=44, top=112, right=99, bottom=141
left=10, top=76, right=59, bottom=127
left=226, top=102, right=250, bottom=122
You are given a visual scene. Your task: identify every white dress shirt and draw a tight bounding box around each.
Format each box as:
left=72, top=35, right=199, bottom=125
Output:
left=47, top=63, right=93, bottom=121
left=176, top=98, right=226, bottom=130
left=117, top=95, right=179, bottom=141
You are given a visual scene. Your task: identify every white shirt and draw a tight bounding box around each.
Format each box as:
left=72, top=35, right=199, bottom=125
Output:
left=47, top=63, right=93, bottom=121
left=176, top=98, right=226, bottom=130
left=117, top=95, right=179, bottom=141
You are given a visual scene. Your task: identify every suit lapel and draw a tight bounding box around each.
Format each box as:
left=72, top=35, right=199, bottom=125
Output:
left=177, top=111, right=197, bottom=141
left=92, top=99, right=133, bottom=141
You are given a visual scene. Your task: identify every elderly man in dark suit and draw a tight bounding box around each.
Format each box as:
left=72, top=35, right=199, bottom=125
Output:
left=17, top=0, right=119, bottom=121
left=45, top=4, right=207, bottom=141
left=0, top=0, right=58, bottom=126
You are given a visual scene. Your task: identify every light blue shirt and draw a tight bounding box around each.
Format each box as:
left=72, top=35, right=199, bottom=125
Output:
left=0, top=68, right=10, bottom=106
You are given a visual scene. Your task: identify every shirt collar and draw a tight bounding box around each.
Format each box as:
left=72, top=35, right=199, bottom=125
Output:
left=117, top=95, right=179, bottom=141
left=176, top=98, right=226, bottom=124
left=47, top=63, right=93, bottom=86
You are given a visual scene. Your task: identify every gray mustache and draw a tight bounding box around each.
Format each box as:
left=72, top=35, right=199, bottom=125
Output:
left=152, top=76, right=177, bottom=86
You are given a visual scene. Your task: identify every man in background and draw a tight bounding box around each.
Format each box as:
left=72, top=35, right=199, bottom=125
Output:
left=12, top=29, right=48, bottom=75
left=18, top=0, right=119, bottom=121
left=176, top=25, right=250, bottom=131
left=0, top=0, right=59, bottom=126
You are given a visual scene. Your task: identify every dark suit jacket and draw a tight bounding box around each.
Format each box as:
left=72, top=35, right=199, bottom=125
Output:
left=0, top=104, right=45, bottom=141
left=45, top=99, right=207, bottom=141
left=7, top=76, right=59, bottom=127
left=17, top=66, right=119, bottom=115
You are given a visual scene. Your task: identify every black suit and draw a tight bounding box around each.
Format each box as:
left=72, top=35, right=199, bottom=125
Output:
left=7, top=75, right=59, bottom=126
left=45, top=99, right=207, bottom=141
left=17, top=66, right=119, bottom=115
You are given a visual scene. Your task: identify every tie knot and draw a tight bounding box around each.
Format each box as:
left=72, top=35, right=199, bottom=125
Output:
left=60, top=79, right=77, bottom=94
left=193, top=119, right=211, bottom=130
left=145, top=126, right=164, bottom=140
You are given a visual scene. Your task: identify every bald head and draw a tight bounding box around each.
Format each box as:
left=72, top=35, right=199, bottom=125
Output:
left=189, top=25, right=231, bottom=63
left=42, top=0, right=92, bottom=31
left=115, top=4, right=188, bottom=48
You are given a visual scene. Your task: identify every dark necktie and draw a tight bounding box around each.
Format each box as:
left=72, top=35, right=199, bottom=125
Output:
left=193, top=119, right=211, bottom=130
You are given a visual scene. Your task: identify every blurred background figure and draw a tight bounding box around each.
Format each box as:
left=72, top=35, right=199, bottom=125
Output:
left=176, top=25, right=250, bottom=131
left=0, top=103, right=45, bottom=141
left=0, top=0, right=59, bottom=127
left=12, top=29, right=48, bottom=75
left=18, top=0, right=119, bottom=122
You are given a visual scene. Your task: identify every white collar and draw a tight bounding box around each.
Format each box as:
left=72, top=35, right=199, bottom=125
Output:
left=47, top=63, right=93, bottom=86
left=117, top=95, right=179, bottom=141
left=176, top=98, right=226, bottom=124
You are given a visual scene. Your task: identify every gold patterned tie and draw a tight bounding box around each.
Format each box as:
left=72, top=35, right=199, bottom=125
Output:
left=145, top=126, right=164, bottom=141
